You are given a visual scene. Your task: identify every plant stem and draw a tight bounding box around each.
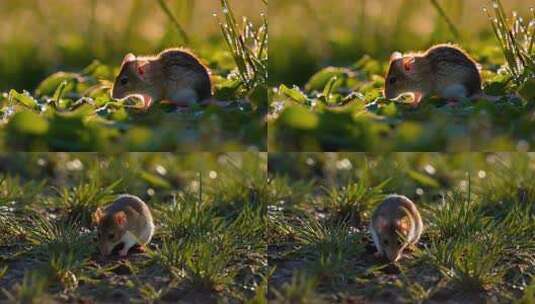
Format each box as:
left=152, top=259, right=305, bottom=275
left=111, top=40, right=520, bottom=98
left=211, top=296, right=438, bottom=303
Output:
left=157, top=0, right=190, bottom=45
left=430, top=0, right=460, bottom=40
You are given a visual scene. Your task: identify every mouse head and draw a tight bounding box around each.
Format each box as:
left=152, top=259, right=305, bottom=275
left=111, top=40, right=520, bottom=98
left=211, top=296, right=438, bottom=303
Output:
left=376, top=215, right=411, bottom=262
left=111, top=53, right=152, bottom=100
left=384, top=52, right=420, bottom=100
left=92, top=208, right=128, bottom=256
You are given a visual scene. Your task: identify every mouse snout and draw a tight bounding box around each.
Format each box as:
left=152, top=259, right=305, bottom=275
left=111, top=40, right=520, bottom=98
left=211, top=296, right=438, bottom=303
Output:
left=111, top=86, right=123, bottom=100
left=383, top=87, right=394, bottom=100
left=384, top=87, right=399, bottom=100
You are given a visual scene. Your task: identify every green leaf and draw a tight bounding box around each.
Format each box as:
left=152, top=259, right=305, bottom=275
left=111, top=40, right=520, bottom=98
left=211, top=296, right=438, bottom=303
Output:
left=279, top=85, right=308, bottom=104
left=279, top=106, right=318, bottom=130
left=35, top=72, right=78, bottom=97
left=110, top=107, right=128, bottom=121
left=353, top=55, right=383, bottom=75
left=380, top=102, right=398, bottom=117
left=406, top=170, right=440, bottom=188
left=214, top=78, right=242, bottom=100
left=322, top=76, right=339, bottom=102
left=140, top=171, right=171, bottom=189
left=52, top=81, right=69, bottom=104
left=9, top=111, right=49, bottom=135
left=305, top=67, right=348, bottom=92
left=9, top=90, right=39, bottom=110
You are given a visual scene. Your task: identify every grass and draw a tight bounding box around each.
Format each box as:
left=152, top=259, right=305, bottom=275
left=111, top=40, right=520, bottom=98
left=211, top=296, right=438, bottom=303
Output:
left=485, top=0, right=535, bottom=85
left=268, top=152, right=535, bottom=303
left=0, top=152, right=267, bottom=303
left=269, top=0, right=535, bottom=151
left=0, top=0, right=266, bottom=151
left=217, top=0, right=268, bottom=94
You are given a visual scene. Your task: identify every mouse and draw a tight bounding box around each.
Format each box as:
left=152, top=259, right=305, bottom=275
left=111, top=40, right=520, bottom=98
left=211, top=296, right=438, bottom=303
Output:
left=111, top=48, right=214, bottom=110
left=369, top=194, right=423, bottom=262
left=92, top=194, right=155, bottom=257
left=384, top=44, right=497, bottom=107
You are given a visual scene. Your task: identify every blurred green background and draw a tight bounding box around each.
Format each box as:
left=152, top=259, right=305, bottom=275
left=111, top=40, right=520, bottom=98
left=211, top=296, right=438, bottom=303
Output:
left=268, top=152, right=535, bottom=205
left=0, top=0, right=264, bottom=91
left=0, top=152, right=267, bottom=204
left=269, top=0, right=532, bottom=86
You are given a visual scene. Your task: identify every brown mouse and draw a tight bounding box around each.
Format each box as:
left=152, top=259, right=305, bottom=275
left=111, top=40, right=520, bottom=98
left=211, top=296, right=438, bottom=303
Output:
left=92, top=194, right=155, bottom=257
left=384, top=44, right=491, bottom=107
left=111, top=48, right=213, bottom=110
left=369, top=194, right=423, bottom=262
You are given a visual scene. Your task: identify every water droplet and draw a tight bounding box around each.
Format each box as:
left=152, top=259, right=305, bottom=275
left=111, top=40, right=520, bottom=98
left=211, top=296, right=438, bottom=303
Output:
left=335, top=158, right=352, bottom=170
left=66, top=159, right=83, bottom=171
left=155, top=165, right=167, bottom=175
left=424, top=164, right=436, bottom=175
left=5, top=106, right=14, bottom=117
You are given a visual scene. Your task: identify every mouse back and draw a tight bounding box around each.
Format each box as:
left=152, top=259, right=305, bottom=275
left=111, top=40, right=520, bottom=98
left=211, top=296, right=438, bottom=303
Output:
left=97, top=195, right=152, bottom=237
left=370, top=194, right=423, bottom=261
left=158, top=48, right=213, bottom=100
left=371, top=194, right=422, bottom=242
left=424, top=44, right=482, bottom=96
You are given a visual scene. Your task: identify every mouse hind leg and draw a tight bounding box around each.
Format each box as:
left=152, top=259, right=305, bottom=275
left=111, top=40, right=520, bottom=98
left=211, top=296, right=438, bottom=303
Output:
left=118, top=231, right=139, bottom=257
left=165, top=88, right=199, bottom=107
left=441, top=84, right=468, bottom=104
left=139, top=222, right=155, bottom=245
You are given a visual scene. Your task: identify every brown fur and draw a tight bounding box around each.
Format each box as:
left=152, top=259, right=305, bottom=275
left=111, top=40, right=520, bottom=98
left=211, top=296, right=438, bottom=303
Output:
left=370, top=195, right=423, bottom=262
left=384, top=44, right=482, bottom=101
left=93, top=194, right=153, bottom=255
left=111, top=48, right=212, bottom=107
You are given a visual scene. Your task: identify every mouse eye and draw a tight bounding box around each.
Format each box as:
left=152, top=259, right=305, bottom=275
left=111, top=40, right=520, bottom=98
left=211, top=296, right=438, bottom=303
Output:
left=120, top=77, right=128, bottom=85
left=383, top=239, right=389, bottom=245
left=389, top=77, right=397, bottom=85
left=108, top=233, right=115, bottom=240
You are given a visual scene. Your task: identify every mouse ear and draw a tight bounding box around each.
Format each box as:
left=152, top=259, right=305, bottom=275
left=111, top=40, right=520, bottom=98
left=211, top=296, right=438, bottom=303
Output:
left=134, top=60, right=150, bottom=79
left=114, top=211, right=127, bottom=226
left=402, top=56, right=416, bottom=73
left=122, top=53, right=136, bottom=65
left=390, top=52, right=403, bottom=61
left=396, top=217, right=410, bottom=234
left=92, top=207, right=104, bottom=225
